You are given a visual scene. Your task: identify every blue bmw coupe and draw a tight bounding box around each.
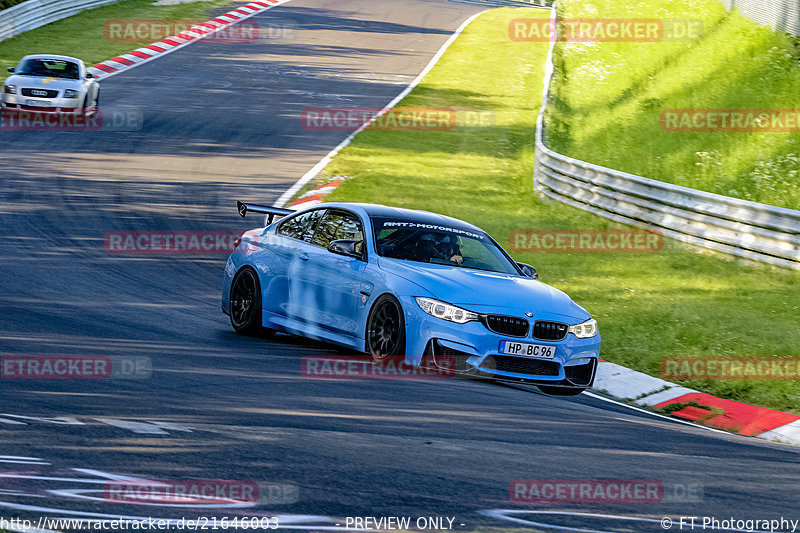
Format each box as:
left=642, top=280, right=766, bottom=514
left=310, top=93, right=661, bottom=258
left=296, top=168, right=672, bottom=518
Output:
left=222, top=202, right=600, bottom=395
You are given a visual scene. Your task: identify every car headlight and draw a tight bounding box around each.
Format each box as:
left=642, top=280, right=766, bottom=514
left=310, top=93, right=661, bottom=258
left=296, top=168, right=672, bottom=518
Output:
left=4, top=84, right=16, bottom=94
left=415, top=297, right=479, bottom=324
left=63, top=89, right=79, bottom=98
left=568, top=319, right=598, bottom=338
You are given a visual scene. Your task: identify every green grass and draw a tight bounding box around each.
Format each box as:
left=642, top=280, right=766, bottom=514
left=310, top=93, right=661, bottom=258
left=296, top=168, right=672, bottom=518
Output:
left=547, top=0, right=800, bottom=210
left=317, top=8, right=800, bottom=413
left=0, top=0, right=26, bottom=9
left=0, top=0, right=231, bottom=77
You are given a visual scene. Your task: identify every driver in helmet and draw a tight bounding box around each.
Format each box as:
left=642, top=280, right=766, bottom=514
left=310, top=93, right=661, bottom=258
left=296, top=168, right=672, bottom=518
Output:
left=418, top=233, right=463, bottom=265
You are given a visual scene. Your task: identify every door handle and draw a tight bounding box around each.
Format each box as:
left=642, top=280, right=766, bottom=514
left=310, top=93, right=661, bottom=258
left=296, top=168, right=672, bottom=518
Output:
left=297, top=250, right=309, bottom=261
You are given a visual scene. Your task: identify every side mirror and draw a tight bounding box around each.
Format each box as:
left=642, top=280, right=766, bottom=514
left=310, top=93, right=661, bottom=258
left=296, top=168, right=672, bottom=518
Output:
left=86, top=73, right=95, bottom=79
left=517, top=262, right=538, bottom=280
left=7, top=67, right=14, bottom=73
left=328, top=239, right=364, bottom=260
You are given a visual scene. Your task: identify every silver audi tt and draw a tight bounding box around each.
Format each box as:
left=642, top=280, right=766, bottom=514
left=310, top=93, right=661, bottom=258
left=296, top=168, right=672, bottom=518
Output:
left=2, top=55, right=100, bottom=114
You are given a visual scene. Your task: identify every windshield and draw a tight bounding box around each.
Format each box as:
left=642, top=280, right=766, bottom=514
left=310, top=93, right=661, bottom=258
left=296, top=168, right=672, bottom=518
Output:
left=16, top=58, right=80, bottom=79
left=371, top=217, right=520, bottom=274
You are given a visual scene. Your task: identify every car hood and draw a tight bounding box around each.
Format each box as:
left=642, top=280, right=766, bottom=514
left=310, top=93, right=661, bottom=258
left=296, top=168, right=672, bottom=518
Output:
left=6, top=75, right=83, bottom=90
left=378, top=257, right=591, bottom=322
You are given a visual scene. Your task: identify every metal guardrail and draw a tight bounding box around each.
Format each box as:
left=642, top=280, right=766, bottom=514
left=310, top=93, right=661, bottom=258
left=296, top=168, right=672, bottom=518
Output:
left=533, top=6, right=800, bottom=270
left=0, top=0, right=119, bottom=43
left=719, top=0, right=800, bottom=37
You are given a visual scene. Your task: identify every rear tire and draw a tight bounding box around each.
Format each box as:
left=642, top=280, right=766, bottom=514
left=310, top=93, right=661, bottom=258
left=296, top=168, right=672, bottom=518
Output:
left=365, top=294, right=406, bottom=361
left=538, top=386, right=585, bottom=396
left=229, top=267, right=262, bottom=335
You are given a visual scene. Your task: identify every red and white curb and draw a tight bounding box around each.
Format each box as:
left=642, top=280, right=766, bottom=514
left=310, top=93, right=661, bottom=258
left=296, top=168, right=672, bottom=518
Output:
left=288, top=177, right=350, bottom=210
left=593, top=361, right=800, bottom=445
left=87, top=0, right=290, bottom=79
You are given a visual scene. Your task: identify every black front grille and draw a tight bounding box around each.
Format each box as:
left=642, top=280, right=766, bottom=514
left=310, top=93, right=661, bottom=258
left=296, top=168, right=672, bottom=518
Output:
left=432, top=342, right=472, bottom=372
left=483, top=315, right=529, bottom=337
left=533, top=321, right=569, bottom=341
left=482, top=355, right=560, bottom=376
left=21, top=88, right=59, bottom=98
left=565, top=360, right=596, bottom=386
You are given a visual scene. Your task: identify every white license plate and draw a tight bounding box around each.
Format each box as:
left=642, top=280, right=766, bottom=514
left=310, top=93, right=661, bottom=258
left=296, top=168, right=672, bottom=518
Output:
left=25, top=99, right=51, bottom=107
left=498, top=341, right=555, bottom=359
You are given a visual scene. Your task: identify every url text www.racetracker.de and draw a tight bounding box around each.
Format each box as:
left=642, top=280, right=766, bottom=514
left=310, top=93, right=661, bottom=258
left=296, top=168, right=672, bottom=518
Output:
left=0, top=516, right=280, bottom=531
left=661, top=516, right=799, bottom=532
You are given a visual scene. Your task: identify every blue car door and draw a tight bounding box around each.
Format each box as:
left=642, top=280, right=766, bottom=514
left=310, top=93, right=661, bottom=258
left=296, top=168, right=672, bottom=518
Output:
left=263, top=208, right=326, bottom=320
left=301, top=209, right=368, bottom=338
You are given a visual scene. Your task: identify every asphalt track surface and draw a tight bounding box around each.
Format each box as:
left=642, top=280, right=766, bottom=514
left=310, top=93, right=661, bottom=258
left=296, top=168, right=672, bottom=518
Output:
left=0, top=1, right=799, bottom=531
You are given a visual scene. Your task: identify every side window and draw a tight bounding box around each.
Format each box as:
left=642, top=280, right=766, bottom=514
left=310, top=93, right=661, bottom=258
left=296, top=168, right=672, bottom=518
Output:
left=276, top=209, right=325, bottom=242
left=311, top=211, right=365, bottom=249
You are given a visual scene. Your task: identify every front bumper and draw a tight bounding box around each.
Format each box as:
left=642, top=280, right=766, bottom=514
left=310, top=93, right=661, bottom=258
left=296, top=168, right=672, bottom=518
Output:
left=401, top=296, right=601, bottom=387
left=2, top=94, right=83, bottom=113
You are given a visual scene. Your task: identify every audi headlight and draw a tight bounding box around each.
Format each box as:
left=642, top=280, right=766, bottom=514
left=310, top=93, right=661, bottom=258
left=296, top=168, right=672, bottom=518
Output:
left=4, top=84, right=16, bottom=94
left=568, top=319, right=598, bottom=339
left=63, top=89, right=79, bottom=98
left=415, top=297, right=479, bottom=324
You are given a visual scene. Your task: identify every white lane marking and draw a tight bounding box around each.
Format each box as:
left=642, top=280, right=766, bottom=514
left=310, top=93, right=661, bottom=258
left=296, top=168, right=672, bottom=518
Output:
left=480, top=510, right=775, bottom=533
left=0, top=414, right=83, bottom=425
left=582, top=391, right=730, bottom=434
left=0, top=489, right=46, bottom=498
left=0, top=455, right=43, bottom=460
left=70, top=469, right=155, bottom=482
left=0, top=474, right=120, bottom=484
left=0, top=459, right=50, bottom=465
left=94, top=418, right=169, bottom=434
left=274, top=9, right=489, bottom=207
left=0, top=418, right=28, bottom=425
left=47, top=488, right=255, bottom=509
left=0, top=415, right=195, bottom=435
left=144, top=420, right=193, bottom=432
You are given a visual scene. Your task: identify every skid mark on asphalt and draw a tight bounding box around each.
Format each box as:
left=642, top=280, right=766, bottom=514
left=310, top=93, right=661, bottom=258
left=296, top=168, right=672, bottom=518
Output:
left=0, top=458, right=361, bottom=530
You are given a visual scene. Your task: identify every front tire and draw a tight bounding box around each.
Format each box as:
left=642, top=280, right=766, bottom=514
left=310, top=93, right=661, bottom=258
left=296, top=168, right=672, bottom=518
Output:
left=365, top=294, right=405, bottom=361
left=229, top=267, right=262, bottom=334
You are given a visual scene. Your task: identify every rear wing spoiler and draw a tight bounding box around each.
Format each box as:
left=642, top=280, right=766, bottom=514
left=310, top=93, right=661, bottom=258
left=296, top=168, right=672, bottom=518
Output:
left=237, top=201, right=293, bottom=225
